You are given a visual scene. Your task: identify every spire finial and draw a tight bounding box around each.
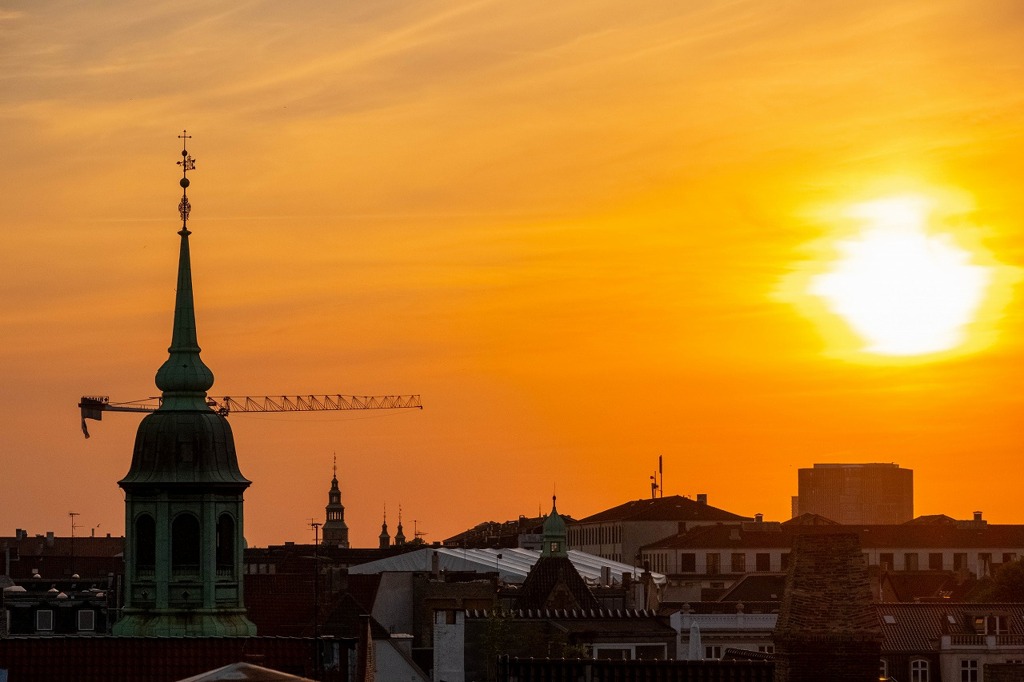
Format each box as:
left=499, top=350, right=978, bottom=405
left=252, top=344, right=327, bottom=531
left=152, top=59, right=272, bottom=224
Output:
left=155, top=131, right=214, bottom=410
left=176, top=130, right=196, bottom=232
left=333, top=453, right=337, bottom=478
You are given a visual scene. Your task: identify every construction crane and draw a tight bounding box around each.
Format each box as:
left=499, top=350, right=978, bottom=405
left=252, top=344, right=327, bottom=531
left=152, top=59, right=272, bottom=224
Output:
left=78, top=394, right=423, bottom=438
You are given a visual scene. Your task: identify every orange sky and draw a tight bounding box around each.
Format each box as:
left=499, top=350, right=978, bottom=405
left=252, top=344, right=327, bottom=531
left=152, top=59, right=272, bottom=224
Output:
left=2, top=1, right=1023, bottom=548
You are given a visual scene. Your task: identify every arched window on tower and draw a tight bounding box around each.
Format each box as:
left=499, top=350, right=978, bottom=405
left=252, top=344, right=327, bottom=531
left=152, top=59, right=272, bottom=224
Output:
left=216, top=514, right=235, bottom=576
left=135, top=514, right=156, bottom=577
left=171, top=513, right=201, bottom=575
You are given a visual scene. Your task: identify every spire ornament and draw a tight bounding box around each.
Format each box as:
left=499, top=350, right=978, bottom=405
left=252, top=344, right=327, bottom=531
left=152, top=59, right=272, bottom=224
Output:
left=177, top=130, right=196, bottom=229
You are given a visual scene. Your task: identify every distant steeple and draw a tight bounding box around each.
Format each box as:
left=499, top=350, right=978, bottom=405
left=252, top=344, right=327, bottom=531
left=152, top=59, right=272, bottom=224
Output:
left=541, top=495, right=568, bottom=558
left=322, top=454, right=349, bottom=548
left=394, top=505, right=406, bottom=546
left=378, top=504, right=391, bottom=549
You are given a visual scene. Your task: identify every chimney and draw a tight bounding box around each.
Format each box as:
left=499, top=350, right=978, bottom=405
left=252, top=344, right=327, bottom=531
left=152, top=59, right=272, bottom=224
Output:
left=973, top=511, right=983, bottom=522
left=45, top=531, right=55, bottom=547
left=601, top=565, right=611, bottom=587
left=696, top=494, right=708, bottom=505
left=755, top=513, right=763, bottom=523
left=431, top=551, right=440, bottom=578
left=15, top=528, right=25, bottom=540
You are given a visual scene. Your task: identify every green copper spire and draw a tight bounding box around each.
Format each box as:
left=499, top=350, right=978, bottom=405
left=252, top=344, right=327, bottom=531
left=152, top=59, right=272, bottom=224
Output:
left=154, top=131, right=214, bottom=411
left=541, top=495, right=568, bottom=557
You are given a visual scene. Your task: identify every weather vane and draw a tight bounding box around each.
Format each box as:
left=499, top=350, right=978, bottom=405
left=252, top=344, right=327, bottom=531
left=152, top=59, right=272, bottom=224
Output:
left=176, top=130, right=196, bottom=230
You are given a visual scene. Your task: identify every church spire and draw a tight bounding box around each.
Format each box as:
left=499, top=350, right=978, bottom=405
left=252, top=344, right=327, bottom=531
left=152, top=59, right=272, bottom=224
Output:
left=154, top=130, right=214, bottom=411
left=379, top=504, right=391, bottom=549
left=322, top=454, right=349, bottom=548
left=394, top=505, right=406, bottom=546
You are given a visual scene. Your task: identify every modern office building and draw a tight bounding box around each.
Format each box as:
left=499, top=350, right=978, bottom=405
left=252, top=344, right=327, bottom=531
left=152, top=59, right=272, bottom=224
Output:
left=793, top=463, right=913, bottom=524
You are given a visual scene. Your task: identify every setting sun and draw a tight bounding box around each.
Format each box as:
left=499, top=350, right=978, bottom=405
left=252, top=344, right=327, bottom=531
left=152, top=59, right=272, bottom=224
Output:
left=810, top=196, right=991, bottom=357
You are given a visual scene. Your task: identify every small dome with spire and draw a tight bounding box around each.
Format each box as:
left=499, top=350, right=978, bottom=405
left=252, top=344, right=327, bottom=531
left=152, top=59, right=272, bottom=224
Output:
left=541, top=495, right=568, bottom=558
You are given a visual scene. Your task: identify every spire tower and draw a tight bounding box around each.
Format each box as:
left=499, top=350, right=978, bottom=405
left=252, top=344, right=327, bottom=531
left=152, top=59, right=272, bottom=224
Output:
left=322, top=454, right=350, bottom=548
left=114, top=133, right=255, bottom=636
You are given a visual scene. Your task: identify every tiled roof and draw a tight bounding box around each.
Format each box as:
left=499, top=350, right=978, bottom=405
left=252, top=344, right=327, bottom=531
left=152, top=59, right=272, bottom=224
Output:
left=577, top=496, right=750, bottom=524
left=875, top=603, right=1024, bottom=653
left=718, top=574, right=787, bottom=602
left=514, top=557, right=600, bottom=611
left=644, top=520, right=1024, bottom=551
left=879, top=571, right=971, bottom=602
left=0, top=636, right=316, bottom=682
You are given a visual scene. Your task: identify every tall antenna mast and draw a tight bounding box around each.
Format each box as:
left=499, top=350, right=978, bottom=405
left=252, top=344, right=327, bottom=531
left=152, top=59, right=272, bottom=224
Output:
left=69, top=511, right=80, bottom=575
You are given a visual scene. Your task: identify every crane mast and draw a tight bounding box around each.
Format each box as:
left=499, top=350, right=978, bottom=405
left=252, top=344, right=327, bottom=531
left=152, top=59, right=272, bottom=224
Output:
left=78, top=394, right=422, bottom=438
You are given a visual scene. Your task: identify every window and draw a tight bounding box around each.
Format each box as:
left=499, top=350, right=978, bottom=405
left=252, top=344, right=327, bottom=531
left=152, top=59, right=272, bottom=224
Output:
left=216, top=514, right=235, bottom=572
left=679, top=553, right=696, bottom=572
left=171, top=513, right=201, bottom=575
left=595, top=648, right=630, bottom=660
left=972, top=614, right=1009, bottom=635
left=879, top=553, right=894, bottom=570
left=905, top=552, right=919, bottom=570
left=781, top=553, right=791, bottom=570
left=879, top=659, right=888, bottom=679
left=135, top=514, right=156, bottom=570
left=910, top=658, right=929, bottom=682
left=953, top=553, right=968, bottom=571
left=634, top=645, right=664, bottom=660
left=36, top=610, right=54, bottom=632
left=758, top=644, right=774, bottom=654
left=755, top=553, right=770, bottom=571
left=706, top=553, right=721, bottom=575
left=928, top=553, right=943, bottom=570
left=1003, top=553, right=1017, bottom=563
left=731, top=553, right=746, bottom=573
left=704, top=645, right=722, bottom=660
left=78, top=610, right=95, bottom=632
left=960, top=659, right=978, bottom=682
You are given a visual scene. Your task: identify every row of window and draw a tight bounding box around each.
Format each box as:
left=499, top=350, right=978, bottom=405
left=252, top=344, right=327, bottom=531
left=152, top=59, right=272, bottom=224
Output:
left=648, top=550, right=1021, bottom=575
left=879, top=657, right=1024, bottom=682
left=570, top=525, right=622, bottom=547
left=132, top=512, right=236, bottom=576
left=32, top=609, right=95, bottom=632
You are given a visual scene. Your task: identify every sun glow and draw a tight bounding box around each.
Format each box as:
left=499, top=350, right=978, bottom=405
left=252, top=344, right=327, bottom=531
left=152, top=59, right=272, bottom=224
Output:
left=809, top=195, right=993, bottom=358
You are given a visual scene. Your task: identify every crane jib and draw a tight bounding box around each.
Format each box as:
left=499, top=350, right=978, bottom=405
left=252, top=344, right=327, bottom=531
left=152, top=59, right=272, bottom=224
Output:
left=78, top=394, right=422, bottom=438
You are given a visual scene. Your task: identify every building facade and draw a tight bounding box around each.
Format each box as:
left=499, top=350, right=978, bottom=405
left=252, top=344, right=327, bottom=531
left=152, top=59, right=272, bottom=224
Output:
left=794, top=463, right=913, bottom=524
left=569, top=495, right=752, bottom=564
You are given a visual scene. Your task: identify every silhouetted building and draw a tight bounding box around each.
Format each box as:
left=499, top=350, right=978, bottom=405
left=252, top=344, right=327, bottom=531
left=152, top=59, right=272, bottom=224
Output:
left=442, top=515, right=552, bottom=550
left=322, top=457, right=349, bottom=548
left=1, top=529, right=123, bottom=582
left=570, top=494, right=752, bottom=564
left=114, top=141, right=255, bottom=636
left=514, top=497, right=599, bottom=612
left=793, top=463, right=913, bottom=524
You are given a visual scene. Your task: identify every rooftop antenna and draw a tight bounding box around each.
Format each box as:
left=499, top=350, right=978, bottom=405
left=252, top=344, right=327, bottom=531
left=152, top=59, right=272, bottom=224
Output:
left=650, top=455, right=664, bottom=499
left=308, top=518, right=322, bottom=679
left=68, top=511, right=80, bottom=575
